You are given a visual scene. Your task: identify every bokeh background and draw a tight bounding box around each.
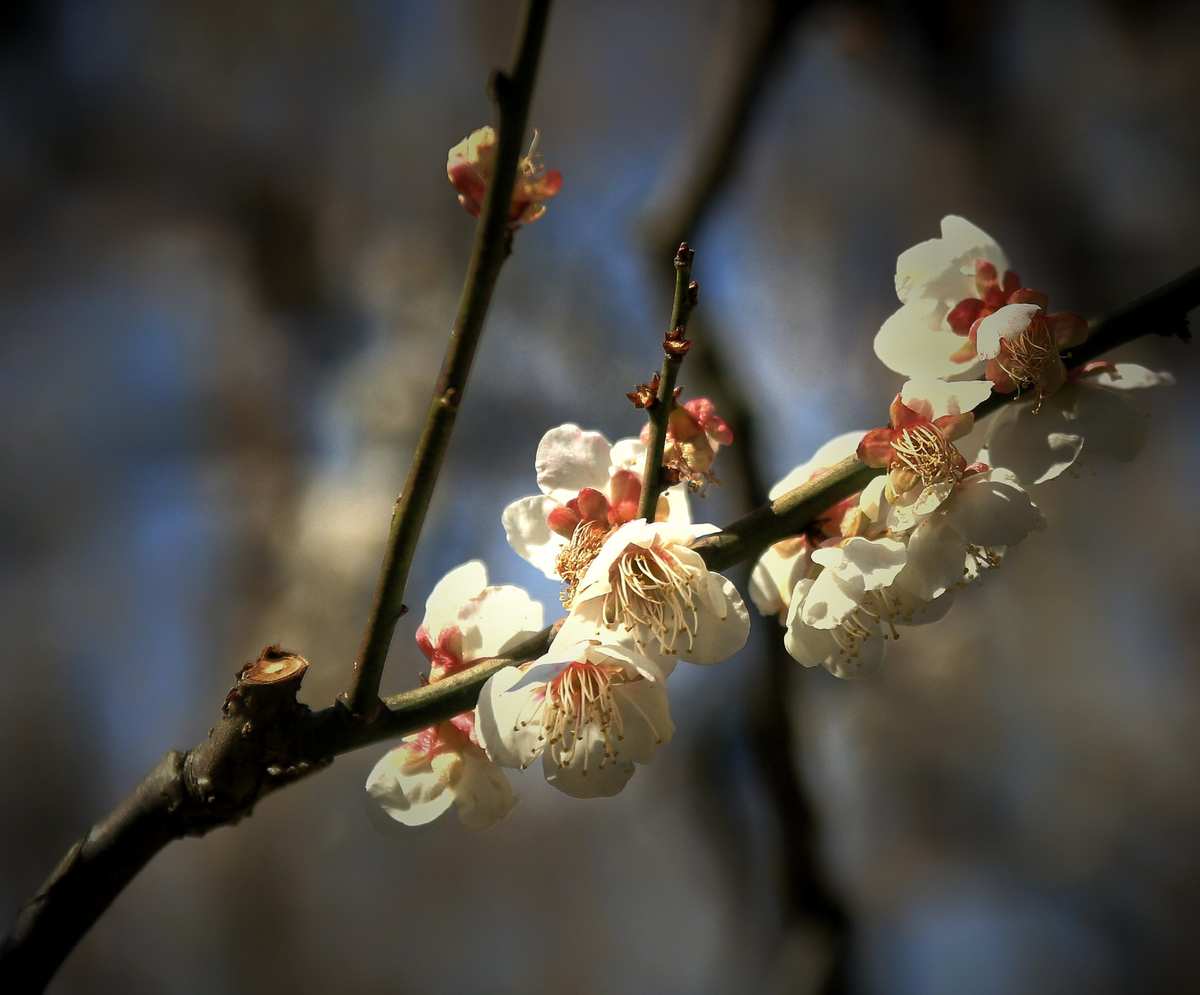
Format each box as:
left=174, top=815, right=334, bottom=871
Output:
left=3, top=1, right=1199, bottom=992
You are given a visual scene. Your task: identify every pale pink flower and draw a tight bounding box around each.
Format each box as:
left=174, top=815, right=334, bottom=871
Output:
left=447, top=126, right=562, bottom=227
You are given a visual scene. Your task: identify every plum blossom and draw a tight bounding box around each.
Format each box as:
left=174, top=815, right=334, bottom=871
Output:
left=981, top=361, right=1175, bottom=486
left=859, top=464, right=1044, bottom=600
left=874, top=215, right=1084, bottom=382
left=783, top=549, right=955, bottom=679
left=447, top=126, right=562, bottom=227
left=566, top=519, right=751, bottom=666
left=972, top=300, right=1089, bottom=408
left=640, top=396, right=734, bottom=490
left=475, top=629, right=674, bottom=798
left=502, top=424, right=689, bottom=605
left=365, top=561, right=543, bottom=829
left=874, top=216, right=1010, bottom=379
left=749, top=431, right=867, bottom=621
left=857, top=378, right=993, bottom=530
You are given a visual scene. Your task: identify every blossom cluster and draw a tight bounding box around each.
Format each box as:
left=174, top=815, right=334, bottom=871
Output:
left=756, top=216, right=1170, bottom=676
left=367, top=133, right=1172, bottom=830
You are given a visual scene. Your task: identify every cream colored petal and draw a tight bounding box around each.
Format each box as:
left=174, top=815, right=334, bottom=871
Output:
left=684, top=573, right=750, bottom=664
left=451, top=750, right=517, bottom=830
left=458, top=584, right=545, bottom=660
left=365, top=746, right=457, bottom=827
left=901, top=377, right=994, bottom=418
left=535, top=423, right=612, bottom=502
left=474, top=666, right=546, bottom=770
left=423, top=561, right=487, bottom=637
left=501, top=494, right=563, bottom=579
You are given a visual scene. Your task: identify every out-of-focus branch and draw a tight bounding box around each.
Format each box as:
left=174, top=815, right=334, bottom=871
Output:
left=342, top=0, right=554, bottom=720
left=637, top=243, right=698, bottom=520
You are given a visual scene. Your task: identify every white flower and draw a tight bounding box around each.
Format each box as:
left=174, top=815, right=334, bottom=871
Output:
left=857, top=378, right=994, bottom=531
left=502, top=424, right=690, bottom=601
left=365, top=561, right=543, bottom=829
left=982, top=362, right=1175, bottom=486
left=784, top=574, right=954, bottom=679
left=567, top=519, right=751, bottom=666
left=874, top=216, right=1011, bottom=380
left=474, top=629, right=674, bottom=798
left=749, top=431, right=868, bottom=620
left=891, top=467, right=1044, bottom=599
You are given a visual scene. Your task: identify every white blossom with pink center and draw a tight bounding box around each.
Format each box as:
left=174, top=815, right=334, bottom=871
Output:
left=566, top=519, right=751, bottom=666
left=874, top=216, right=1012, bottom=379
left=365, top=561, right=543, bottom=829
left=857, top=378, right=994, bottom=532
left=502, top=424, right=690, bottom=604
left=474, top=628, right=674, bottom=798
left=980, top=359, right=1175, bottom=486
left=749, top=430, right=868, bottom=621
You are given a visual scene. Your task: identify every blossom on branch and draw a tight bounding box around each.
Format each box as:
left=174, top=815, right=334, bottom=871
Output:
left=365, top=561, right=543, bottom=829
left=640, top=396, right=734, bottom=490
left=857, top=378, right=993, bottom=530
left=502, top=424, right=690, bottom=606
left=749, top=430, right=868, bottom=620
left=475, top=629, right=674, bottom=798
left=564, top=519, right=751, bottom=666
left=447, top=126, right=562, bottom=227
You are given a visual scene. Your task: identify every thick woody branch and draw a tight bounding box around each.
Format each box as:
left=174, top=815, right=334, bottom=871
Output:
left=343, top=0, right=554, bottom=719
left=5, top=265, right=1195, bottom=991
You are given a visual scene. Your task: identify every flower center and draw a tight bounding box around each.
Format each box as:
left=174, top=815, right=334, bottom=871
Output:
left=826, top=588, right=911, bottom=664
left=601, top=541, right=698, bottom=656
left=996, top=321, right=1057, bottom=412
left=555, top=520, right=613, bottom=608
left=890, top=424, right=964, bottom=488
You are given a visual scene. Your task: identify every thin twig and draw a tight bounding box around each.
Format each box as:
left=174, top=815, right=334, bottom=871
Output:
left=342, top=0, right=554, bottom=719
left=637, top=243, right=698, bottom=520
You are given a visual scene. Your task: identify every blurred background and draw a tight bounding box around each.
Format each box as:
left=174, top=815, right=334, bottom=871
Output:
left=2, top=1, right=1199, bottom=992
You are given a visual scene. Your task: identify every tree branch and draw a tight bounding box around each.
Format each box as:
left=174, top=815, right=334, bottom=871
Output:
left=4, top=263, right=1193, bottom=990
left=342, top=0, right=555, bottom=719
left=637, top=243, right=698, bottom=520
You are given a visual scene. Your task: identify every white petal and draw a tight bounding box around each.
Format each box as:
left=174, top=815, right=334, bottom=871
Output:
left=684, top=573, right=751, bottom=664
left=800, top=568, right=863, bottom=629
left=608, top=436, right=646, bottom=473
left=875, top=304, right=981, bottom=380
left=886, top=479, right=955, bottom=532
left=982, top=395, right=1084, bottom=486
left=973, top=303, right=1040, bottom=359
left=824, top=623, right=886, bottom=679
left=749, top=542, right=809, bottom=619
left=897, top=516, right=969, bottom=601
left=901, top=378, right=994, bottom=418
left=1073, top=383, right=1147, bottom=462
left=542, top=725, right=634, bottom=798
left=534, top=424, right=612, bottom=502
left=501, top=494, right=563, bottom=579
left=946, top=470, right=1044, bottom=547
left=894, top=214, right=1006, bottom=308
left=1087, top=363, right=1174, bottom=391
left=812, top=536, right=907, bottom=593
left=474, top=666, right=545, bottom=770
left=458, top=584, right=545, bottom=660
left=451, top=750, right=517, bottom=829
left=423, top=560, right=487, bottom=636
left=660, top=483, right=692, bottom=524
left=612, top=678, right=674, bottom=764
left=767, top=431, right=869, bottom=500
left=365, top=745, right=457, bottom=827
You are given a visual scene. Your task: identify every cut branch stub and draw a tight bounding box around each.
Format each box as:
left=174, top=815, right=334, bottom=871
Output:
left=239, top=645, right=309, bottom=686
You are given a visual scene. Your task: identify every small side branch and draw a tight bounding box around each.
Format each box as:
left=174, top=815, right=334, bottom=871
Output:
left=637, top=243, right=698, bottom=520
left=342, top=0, right=554, bottom=719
